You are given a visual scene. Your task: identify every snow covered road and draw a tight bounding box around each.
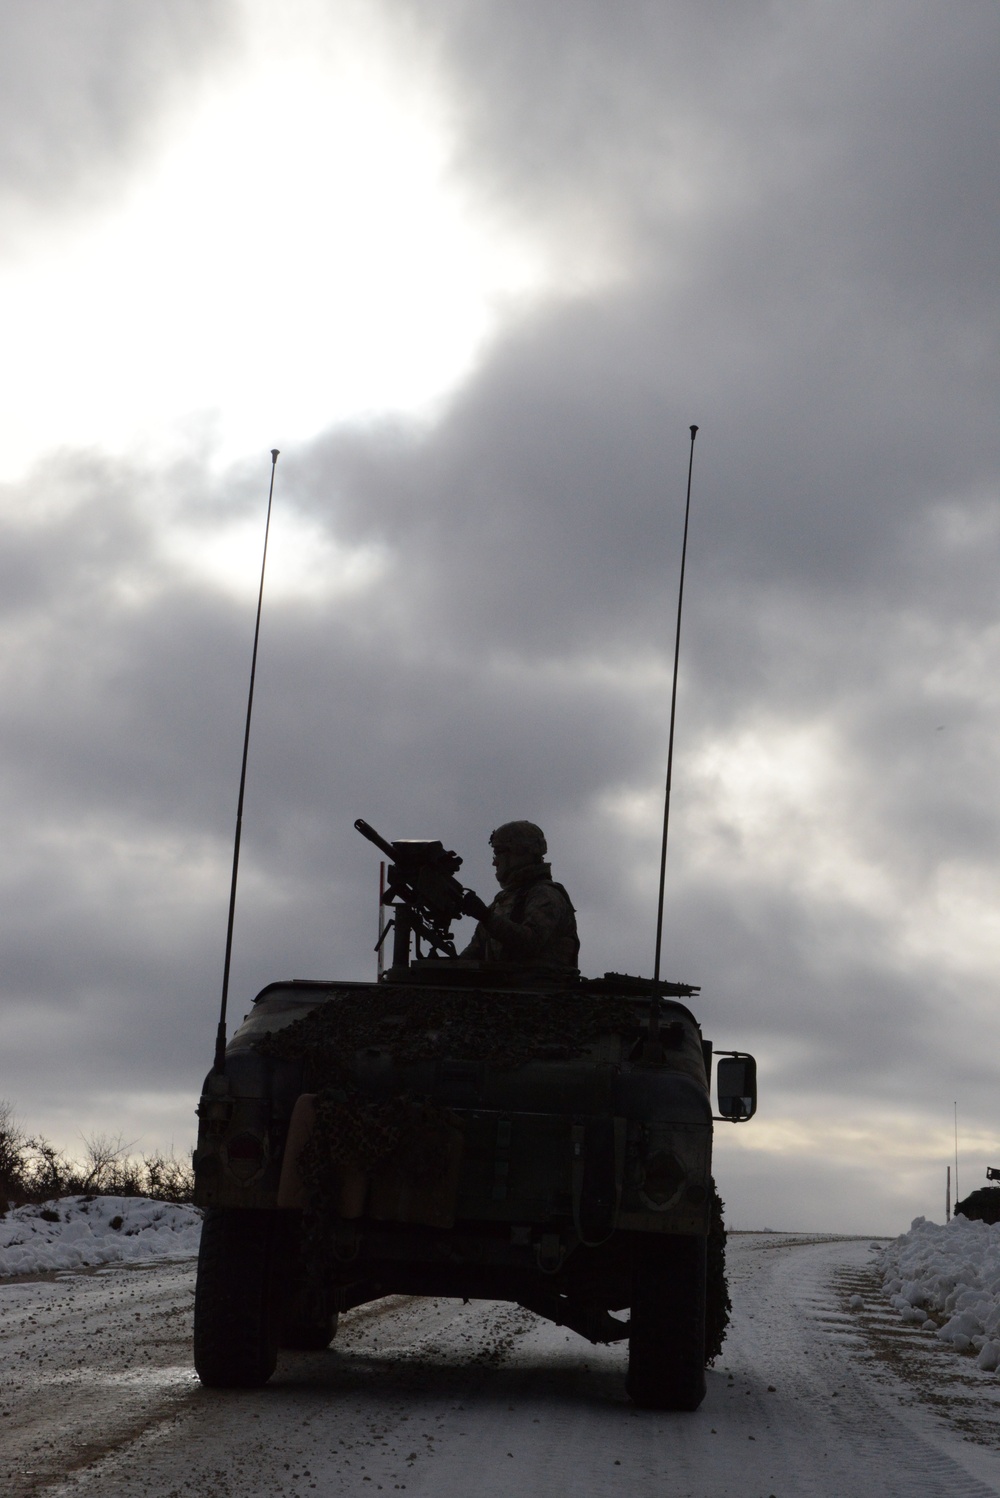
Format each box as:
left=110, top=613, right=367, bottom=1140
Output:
left=4, top=1233, right=1000, bottom=1497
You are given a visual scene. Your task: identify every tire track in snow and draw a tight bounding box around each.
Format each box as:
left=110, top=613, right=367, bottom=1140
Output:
left=0, top=1261, right=198, bottom=1497
left=6, top=1237, right=1000, bottom=1495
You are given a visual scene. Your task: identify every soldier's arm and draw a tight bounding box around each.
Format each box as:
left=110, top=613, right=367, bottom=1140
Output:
left=458, top=921, right=488, bottom=959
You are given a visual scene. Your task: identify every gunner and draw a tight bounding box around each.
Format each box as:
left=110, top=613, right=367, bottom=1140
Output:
left=459, top=821, right=579, bottom=980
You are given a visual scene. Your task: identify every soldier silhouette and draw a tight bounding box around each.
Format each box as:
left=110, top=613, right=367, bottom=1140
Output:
left=459, top=821, right=579, bottom=981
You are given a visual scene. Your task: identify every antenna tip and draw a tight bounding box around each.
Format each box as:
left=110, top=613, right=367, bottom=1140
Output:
left=270, top=448, right=280, bottom=462
left=689, top=425, right=699, bottom=439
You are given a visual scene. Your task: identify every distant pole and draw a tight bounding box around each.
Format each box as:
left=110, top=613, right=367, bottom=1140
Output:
left=954, top=1101, right=959, bottom=1207
left=652, top=424, right=699, bottom=990
left=214, top=448, right=281, bottom=1074
left=946, top=1165, right=951, bottom=1223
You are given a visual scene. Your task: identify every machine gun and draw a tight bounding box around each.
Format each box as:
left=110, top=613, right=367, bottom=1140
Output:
left=355, top=818, right=466, bottom=975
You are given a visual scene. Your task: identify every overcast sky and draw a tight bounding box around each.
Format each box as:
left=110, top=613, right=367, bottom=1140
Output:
left=1, top=0, right=998, bottom=1235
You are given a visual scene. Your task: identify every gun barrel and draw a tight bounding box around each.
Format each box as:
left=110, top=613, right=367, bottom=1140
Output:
left=354, top=818, right=396, bottom=860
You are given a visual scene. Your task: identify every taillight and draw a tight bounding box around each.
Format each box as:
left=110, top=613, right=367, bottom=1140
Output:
left=225, top=1133, right=265, bottom=1177
left=638, top=1150, right=685, bottom=1209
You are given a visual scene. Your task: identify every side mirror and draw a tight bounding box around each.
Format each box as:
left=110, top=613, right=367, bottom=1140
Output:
left=716, top=1053, right=757, bottom=1121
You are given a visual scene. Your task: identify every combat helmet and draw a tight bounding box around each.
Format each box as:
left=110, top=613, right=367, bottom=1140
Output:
left=489, top=821, right=547, bottom=861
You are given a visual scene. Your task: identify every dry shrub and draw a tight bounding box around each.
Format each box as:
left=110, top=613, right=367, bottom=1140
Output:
left=0, top=1101, right=194, bottom=1213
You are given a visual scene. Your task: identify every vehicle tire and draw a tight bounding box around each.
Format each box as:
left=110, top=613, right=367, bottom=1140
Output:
left=627, top=1232, right=707, bottom=1411
left=194, top=1208, right=279, bottom=1388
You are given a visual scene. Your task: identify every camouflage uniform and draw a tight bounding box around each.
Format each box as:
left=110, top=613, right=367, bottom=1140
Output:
left=460, top=858, right=580, bottom=978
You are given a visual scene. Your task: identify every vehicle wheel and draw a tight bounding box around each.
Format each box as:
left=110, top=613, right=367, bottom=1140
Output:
left=194, top=1208, right=279, bottom=1388
left=627, top=1232, right=707, bottom=1411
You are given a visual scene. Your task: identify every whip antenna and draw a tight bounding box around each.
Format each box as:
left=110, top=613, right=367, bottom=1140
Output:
left=651, top=425, right=699, bottom=999
left=214, top=448, right=280, bottom=1073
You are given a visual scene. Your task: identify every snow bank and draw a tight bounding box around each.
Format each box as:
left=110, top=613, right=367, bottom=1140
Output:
left=880, top=1214, right=1000, bottom=1372
left=0, top=1195, right=202, bottom=1278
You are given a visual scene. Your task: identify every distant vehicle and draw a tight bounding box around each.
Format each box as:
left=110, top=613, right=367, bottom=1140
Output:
left=954, top=1169, right=1000, bottom=1225
left=191, top=823, right=757, bottom=1410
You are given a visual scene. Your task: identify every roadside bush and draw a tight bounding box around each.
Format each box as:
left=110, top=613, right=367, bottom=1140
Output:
left=0, top=1101, right=194, bottom=1214
left=0, top=1100, right=27, bottom=1215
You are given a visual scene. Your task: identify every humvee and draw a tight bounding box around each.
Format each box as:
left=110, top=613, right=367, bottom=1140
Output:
left=192, top=823, right=756, bottom=1410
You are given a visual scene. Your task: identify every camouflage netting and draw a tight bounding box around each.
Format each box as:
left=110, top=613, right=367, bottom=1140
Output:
left=296, top=1093, right=459, bottom=1219
left=705, top=1181, right=730, bottom=1363
left=255, top=986, right=640, bottom=1218
left=254, top=985, right=641, bottom=1084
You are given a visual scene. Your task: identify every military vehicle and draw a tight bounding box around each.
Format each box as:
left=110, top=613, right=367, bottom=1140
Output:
left=192, top=820, right=756, bottom=1410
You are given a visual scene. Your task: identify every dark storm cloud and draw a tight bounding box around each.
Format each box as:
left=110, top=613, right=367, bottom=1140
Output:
left=0, top=0, right=233, bottom=226
left=409, top=0, right=999, bottom=297
left=295, top=0, right=1000, bottom=898
left=0, top=452, right=241, bottom=825
left=394, top=0, right=768, bottom=218
left=387, top=0, right=1000, bottom=600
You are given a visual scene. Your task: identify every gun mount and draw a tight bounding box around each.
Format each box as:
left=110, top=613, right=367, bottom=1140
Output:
left=355, top=818, right=465, bottom=976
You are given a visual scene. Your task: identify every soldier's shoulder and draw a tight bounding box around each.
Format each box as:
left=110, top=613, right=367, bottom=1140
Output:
left=528, top=878, right=576, bottom=912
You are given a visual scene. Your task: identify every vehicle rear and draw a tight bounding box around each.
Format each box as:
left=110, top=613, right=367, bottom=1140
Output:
left=192, top=973, right=732, bottom=1409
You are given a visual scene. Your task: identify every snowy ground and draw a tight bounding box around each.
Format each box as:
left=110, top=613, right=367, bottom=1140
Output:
left=879, top=1215, right=1000, bottom=1372
left=5, top=1220, right=1000, bottom=1496
left=0, top=1197, right=201, bottom=1278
